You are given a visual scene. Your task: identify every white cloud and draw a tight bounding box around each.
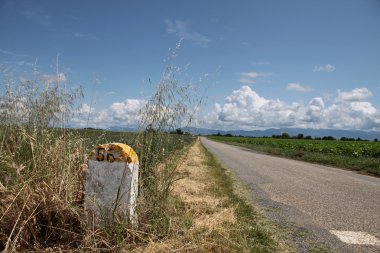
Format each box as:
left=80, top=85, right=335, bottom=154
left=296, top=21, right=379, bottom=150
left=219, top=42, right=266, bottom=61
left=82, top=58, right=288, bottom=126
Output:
left=336, top=88, right=372, bottom=102
left=70, top=87, right=380, bottom=131
left=110, top=99, right=146, bottom=122
left=73, top=32, right=98, bottom=40
left=41, top=73, right=67, bottom=85
left=287, top=83, right=315, bottom=92
left=71, top=99, right=146, bottom=128
left=206, top=86, right=380, bottom=131
left=165, top=19, right=210, bottom=47
left=313, top=64, right=336, bottom=72
left=212, top=86, right=297, bottom=128
left=239, top=71, right=271, bottom=85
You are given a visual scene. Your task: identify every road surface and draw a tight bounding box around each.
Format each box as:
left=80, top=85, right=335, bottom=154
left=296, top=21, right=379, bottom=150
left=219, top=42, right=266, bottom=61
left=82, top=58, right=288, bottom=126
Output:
left=201, top=137, right=380, bottom=253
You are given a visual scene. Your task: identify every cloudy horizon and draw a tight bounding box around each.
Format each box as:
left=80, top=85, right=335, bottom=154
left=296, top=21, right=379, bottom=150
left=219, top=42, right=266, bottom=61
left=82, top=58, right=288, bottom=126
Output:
left=1, top=0, right=379, bottom=132
left=70, top=85, right=380, bottom=132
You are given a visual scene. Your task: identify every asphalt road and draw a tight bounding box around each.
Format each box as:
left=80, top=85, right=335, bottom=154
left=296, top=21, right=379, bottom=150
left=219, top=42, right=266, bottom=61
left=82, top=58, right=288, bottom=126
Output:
left=201, top=137, right=380, bottom=253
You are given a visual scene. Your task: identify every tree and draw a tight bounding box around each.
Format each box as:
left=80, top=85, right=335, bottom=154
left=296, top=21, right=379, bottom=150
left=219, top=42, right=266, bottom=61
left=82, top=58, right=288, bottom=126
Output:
left=297, top=133, right=304, bottom=139
left=281, top=132, right=290, bottom=139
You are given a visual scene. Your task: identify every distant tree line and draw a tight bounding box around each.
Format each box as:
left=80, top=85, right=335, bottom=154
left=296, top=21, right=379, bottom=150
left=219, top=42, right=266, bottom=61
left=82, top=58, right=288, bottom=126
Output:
left=212, top=132, right=377, bottom=142
left=169, top=128, right=191, bottom=135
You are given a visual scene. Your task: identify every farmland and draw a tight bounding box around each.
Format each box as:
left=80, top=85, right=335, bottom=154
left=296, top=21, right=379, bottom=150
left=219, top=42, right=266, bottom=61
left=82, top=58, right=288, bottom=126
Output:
left=208, top=136, right=380, bottom=176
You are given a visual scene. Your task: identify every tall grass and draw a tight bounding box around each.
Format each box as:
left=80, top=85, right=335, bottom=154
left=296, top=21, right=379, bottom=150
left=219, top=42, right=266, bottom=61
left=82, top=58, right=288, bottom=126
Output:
left=0, top=72, right=86, bottom=251
left=0, top=56, right=197, bottom=251
left=135, top=60, right=197, bottom=237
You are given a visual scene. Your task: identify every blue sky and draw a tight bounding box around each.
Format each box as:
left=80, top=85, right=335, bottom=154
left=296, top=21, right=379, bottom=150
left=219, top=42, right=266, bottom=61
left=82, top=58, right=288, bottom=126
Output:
left=1, top=0, right=380, bottom=130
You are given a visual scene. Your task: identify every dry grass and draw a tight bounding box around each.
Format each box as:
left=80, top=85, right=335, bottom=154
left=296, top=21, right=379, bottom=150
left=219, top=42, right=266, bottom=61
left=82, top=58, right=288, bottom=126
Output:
left=0, top=59, right=196, bottom=251
left=172, top=141, right=236, bottom=231
left=134, top=139, right=284, bottom=253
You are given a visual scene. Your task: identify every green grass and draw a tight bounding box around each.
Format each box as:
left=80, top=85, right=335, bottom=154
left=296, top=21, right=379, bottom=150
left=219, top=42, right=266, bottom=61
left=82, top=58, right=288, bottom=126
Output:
left=208, top=136, right=380, bottom=176
left=51, top=128, right=194, bottom=160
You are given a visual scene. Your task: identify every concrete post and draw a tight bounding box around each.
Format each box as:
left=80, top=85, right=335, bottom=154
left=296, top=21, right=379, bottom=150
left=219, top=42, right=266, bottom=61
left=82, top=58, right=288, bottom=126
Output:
left=85, top=143, right=139, bottom=225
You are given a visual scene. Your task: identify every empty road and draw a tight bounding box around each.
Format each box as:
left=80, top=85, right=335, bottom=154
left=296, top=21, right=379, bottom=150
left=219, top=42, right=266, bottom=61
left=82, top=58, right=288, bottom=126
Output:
left=201, top=137, right=380, bottom=253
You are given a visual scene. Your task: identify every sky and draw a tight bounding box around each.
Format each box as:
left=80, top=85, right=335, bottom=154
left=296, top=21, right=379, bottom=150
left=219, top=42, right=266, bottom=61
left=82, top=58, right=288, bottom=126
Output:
left=1, top=0, right=380, bottom=131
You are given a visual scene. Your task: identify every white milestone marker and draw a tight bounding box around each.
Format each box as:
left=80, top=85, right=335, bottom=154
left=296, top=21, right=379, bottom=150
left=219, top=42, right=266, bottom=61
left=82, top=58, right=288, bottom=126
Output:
left=85, top=143, right=139, bottom=226
left=330, top=230, right=380, bottom=246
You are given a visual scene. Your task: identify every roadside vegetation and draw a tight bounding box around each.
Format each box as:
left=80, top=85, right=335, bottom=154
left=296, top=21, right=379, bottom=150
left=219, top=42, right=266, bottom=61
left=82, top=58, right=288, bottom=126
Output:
left=135, top=139, right=292, bottom=252
left=0, top=57, right=197, bottom=251
left=208, top=135, right=380, bottom=176
left=0, top=48, right=292, bottom=251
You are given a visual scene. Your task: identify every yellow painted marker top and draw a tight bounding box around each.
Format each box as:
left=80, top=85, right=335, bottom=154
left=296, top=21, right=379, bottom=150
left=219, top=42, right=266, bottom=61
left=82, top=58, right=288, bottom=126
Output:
left=89, top=142, right=139, bottom=164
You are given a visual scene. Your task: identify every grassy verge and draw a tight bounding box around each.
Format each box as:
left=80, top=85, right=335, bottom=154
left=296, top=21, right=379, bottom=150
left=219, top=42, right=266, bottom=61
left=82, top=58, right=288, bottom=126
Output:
left=135, top=140, right=293, bottom=252
left=208, top=137, right=380, bottom=176
left=201, top=143, right=282, bottom=252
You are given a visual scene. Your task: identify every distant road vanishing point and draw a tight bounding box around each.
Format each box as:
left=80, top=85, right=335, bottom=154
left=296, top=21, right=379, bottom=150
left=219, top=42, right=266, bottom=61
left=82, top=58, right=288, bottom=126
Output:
left=201, top=137, right=380, bottom=253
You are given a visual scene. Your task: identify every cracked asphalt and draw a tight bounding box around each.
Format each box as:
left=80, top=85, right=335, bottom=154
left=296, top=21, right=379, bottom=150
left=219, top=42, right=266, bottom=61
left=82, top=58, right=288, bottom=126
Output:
left=201, top=137, right=380, bottom=253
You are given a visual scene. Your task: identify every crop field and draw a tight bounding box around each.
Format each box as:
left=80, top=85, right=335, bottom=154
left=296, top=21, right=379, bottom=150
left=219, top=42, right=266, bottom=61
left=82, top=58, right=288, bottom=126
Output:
left=208, top=136, right=380, bottom=176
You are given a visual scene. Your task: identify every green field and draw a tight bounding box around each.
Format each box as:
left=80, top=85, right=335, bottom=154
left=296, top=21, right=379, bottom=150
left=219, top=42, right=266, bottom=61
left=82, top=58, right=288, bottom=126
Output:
left=76, top=128, right=193, bottom=155
left=208, top=136, right=380, bottom=176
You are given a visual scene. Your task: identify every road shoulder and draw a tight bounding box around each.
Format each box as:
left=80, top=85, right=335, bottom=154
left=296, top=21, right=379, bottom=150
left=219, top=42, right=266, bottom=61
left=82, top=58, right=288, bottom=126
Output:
left=135, top=138, right=293, bottom=252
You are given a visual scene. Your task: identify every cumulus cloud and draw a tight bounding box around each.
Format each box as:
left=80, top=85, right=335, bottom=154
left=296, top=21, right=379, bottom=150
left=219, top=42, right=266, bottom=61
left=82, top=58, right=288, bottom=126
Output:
left=165, top=19, right=210, bottom=47
left=71, top=99, right=146, bottom=128
left=212, top=86, right=299, bottom=128
left=207, top=86, right=380, bottom=131
left=70, top=87, right=380, bottom=131
left=313, top=64, right=336, bottom=72
left=336, top=88, right=372, bottom=102
left=110, top=99, right=146, bottom=122
left=287, top=83, right=315, bottom=92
